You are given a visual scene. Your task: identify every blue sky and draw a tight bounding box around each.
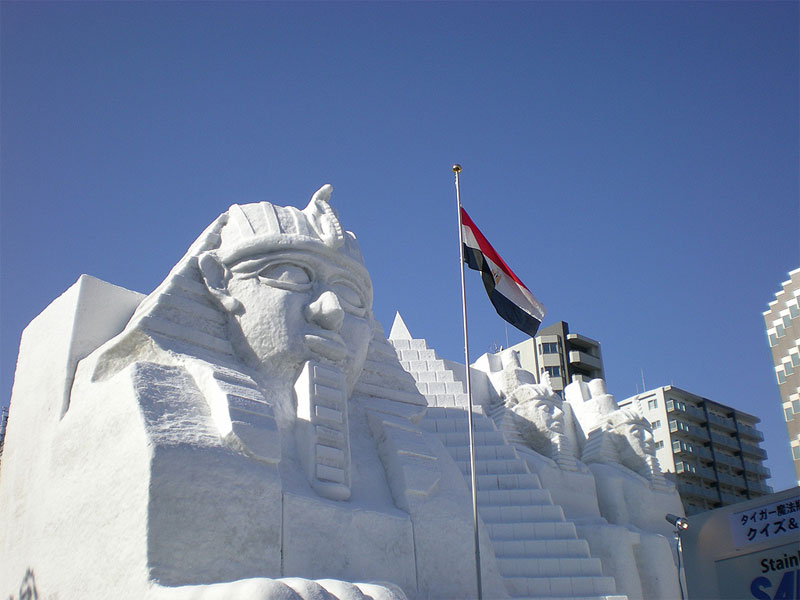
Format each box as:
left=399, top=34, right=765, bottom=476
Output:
left=1, top=1, right=797, bottom=489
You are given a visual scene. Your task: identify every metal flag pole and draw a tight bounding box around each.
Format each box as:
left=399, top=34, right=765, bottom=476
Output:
left=453, top=163, right=483, bottom=600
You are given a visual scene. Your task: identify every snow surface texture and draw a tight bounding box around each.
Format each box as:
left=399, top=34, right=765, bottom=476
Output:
left=1, top=186, right=679, bottom=599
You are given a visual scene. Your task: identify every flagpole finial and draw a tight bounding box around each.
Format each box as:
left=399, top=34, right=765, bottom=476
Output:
left=452, top=164, right=462, bottom=173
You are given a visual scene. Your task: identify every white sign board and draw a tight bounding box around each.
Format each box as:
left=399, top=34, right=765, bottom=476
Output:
left=730, top=495, right=800, bottom=548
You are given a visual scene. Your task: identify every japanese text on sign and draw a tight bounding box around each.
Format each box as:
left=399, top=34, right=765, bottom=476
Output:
left=730, top=496, right=800, bottom=548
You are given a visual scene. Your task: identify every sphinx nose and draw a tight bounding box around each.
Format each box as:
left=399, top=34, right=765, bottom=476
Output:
left=305, top=290, right=345, bottom=332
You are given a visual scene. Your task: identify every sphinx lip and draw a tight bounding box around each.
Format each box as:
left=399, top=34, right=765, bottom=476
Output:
left=305, top=332, right=348, bottom=362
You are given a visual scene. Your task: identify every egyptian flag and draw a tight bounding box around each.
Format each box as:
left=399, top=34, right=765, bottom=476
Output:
left=461, top=207, right=545, bottom=337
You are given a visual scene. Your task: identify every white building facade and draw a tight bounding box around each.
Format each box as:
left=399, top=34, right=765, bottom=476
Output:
left=763, top=267, right=800, bottom=484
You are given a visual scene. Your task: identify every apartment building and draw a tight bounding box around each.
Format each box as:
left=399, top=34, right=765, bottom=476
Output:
left=508, top=321, right=604, bottom=393
left=620, top=386, right=772, bottom=516
left=763, top=267, right=800, bottom=483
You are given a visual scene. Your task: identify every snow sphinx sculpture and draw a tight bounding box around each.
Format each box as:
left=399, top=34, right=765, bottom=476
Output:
left=0, top=186, right=501, bottom=600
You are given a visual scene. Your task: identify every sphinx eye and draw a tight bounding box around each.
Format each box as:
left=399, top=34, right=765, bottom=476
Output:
left=331, top=280, right=366, bottom=311
left=258, top=263, right=312, bottom=290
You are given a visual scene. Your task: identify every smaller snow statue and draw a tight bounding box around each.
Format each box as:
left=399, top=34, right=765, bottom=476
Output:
left=571, top=379, right=669, bottom=491
left=491, top=351, right=579, bottom=471
left=566, top=378, right=685, bottom=600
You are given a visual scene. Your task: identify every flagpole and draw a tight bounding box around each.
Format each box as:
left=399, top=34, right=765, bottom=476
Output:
left=453, top=163, right=483, bottom=600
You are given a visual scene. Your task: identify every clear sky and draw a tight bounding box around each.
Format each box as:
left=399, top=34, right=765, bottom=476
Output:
left=1, top=1, right=798, bottom=489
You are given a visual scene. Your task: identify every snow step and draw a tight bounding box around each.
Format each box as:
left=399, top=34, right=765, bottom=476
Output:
left=504, top=575, right=617, bottom=598
left=394, top=348, right=437, bottom=362
left=418, top=416, right=495, bottom=434
left=485, top=521, right=577, bottom=541
left=425, top=406, right=471, bottom=419
left=477, top=488, right=553, bottom=506
left=497, top=556, right=604, bottom=578
left=450, top=443, right=518, bottom=461
left=476, top=473, right=542, bottom=490
left=456, top=458, right=528, bottom=476
left=492, top=538, right=592, bottom=559
left=479, top=504, right=564, bottom=523
left=436, top=430, right=508, bottom=447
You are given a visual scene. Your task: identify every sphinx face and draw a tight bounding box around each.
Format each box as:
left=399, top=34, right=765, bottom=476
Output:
left=512, top=394, right=567, bottom=456
left=619, top=421, right=655, bottom=459
left=224, top=248, right=373, bottom=391
left=531, top=399, right=565, bottom=434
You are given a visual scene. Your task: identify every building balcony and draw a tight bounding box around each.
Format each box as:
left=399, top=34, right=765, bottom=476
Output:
left=677, top=461, right=716, bottom=482
left=746, top=480, right=773, bottom=495
left=740, top=442, right=768, bottom=460
left=567, top=349, right=603, bottom=372
left=737, top=423, right=765, bottom=442
left=565, top=332, right=600, bottom=353
left=707, top=412, right=736, bottom=432
left=720, top=492, right=743, bottom=506
left=689, top=425, right=708, bottom=442
left=698, top=465, right=717, bottom=482
left=672, top=440, right=712, bottom=460
left=677, top=481, right=719, bottom=502
left=670, top=420, right=709, bottom=441
left=710, top=431, right=740, bottom=451
left=714, top=452, right=744, bottom=469
left=666, top=400, right=705, bottom=422
left=743, top=461, right=771, bottom=478
left=717, top=472, right=747, bottom=490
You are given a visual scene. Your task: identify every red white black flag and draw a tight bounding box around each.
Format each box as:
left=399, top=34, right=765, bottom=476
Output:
left=460, top=207, right=545, bottom=337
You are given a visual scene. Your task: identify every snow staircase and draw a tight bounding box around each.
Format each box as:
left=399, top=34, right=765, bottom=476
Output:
left=388, top=316, right=624, bottom=600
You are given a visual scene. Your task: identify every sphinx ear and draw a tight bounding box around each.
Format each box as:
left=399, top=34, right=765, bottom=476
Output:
left=198, top=253, right=242, bottom=313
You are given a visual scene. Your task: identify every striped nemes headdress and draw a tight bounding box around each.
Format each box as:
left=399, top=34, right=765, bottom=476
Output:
left=215, top=184, right=366, bottom=268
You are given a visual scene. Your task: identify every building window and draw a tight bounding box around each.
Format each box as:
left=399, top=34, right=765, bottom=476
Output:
left=540, top=342, right=559, bottom=354
left=777, top=370, right=787, bottom=384
left=776, top=323, right=786, bottom=338
left=545, top=366, right=561, bottom=378
left=790, top=303, right=799, bottom=319
left=768, top=331, right=778, bottom=347
left=791, top=353, right=800, bottom=368
left=652, top=419, right=661, bottom=429
left=786, top=407, right=794, bottom=422
left=792, top=446, right=800, bottom=460
left=655, top=440, right=664, bottom=450
left=648, top=399, right=658, bottom=410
